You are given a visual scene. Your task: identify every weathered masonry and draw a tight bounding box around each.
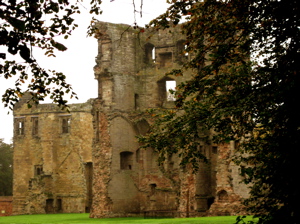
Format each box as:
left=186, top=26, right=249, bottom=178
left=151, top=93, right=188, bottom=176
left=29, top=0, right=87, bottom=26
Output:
left=13, top=95, right=94, bottom=214
left=90, top=22, right=249, bottom=217
left=0, top=196, right=12, bottom=216
left=13, top=21, right=249, bottom=217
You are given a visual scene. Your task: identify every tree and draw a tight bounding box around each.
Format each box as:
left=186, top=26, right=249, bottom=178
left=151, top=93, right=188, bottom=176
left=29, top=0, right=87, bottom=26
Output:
left=0, top=0, right=102, bottom=109
left=139, top=0, right=299, bottom=223
left=0, top=139, right=13, bottom=196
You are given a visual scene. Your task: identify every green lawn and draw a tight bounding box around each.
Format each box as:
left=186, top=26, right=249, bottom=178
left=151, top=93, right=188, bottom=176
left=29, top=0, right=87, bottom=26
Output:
left=0, top=213, right=256, bottom=224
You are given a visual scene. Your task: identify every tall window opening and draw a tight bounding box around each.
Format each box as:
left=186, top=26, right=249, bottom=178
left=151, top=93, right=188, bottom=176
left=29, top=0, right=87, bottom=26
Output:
left=95, top=111, right=100, bottom=142
left=144, top=43, right=155, bottom=64
left=136, top=148, right=140, bottom=163
left=176, top=40, right=188, bottom=63
left=15, top=118, right=25, bottom=136
left=166, top=80, right=176, bottom=101
left=18, top=120, right=24, bottom=135
left=152, top=47, right=156, bottom=62
left=62, top=117, right=71, bottom=134
left=31, top=117, right=38, bottom=136
left=34, top=165, right=43, bottom=176
left=85, top=162, right=93, bottom=213
left=134, top=94, right=140, bottom=110
left=56, top=199, right=62, bottom=212
left=120, top=151, right=133, bottom=170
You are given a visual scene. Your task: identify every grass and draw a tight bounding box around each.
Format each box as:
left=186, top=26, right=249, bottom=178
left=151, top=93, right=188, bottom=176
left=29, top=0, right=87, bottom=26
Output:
left=0, top=213, right=257, bottom=224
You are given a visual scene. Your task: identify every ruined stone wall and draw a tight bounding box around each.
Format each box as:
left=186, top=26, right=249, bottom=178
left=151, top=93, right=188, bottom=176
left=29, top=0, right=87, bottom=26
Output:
left=13, top=99, right=94, bottom=215
left=91, top=22, right=190, bottom=218
left=11, top=21, right=249, bottom=218
left=207, top=143, right=249, bottom=216
left=90, top=21, right=249, bottom=218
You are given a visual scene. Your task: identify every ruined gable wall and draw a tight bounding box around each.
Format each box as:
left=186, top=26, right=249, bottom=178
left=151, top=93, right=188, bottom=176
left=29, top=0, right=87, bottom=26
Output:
left=91, top=21, right=249, bottom=218
left=91, top=22, right=189, bottom=218
left=13, top=100, right=94, bottom=215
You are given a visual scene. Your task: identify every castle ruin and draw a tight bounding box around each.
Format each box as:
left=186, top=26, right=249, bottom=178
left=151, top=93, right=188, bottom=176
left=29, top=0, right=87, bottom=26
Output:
left=12, top=21, right=249, bottom=217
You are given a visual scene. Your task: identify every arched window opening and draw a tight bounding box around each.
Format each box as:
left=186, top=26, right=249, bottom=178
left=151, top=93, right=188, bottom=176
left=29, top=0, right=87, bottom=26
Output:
left=120, top=151, right=134, bottom=170
left=45, top=199, right=54, bottom=214
left=150, top=183, right=157, bottom=196
left=218, top=190, right=229, bottom=202
left=34, top=165, right=43, bottom=176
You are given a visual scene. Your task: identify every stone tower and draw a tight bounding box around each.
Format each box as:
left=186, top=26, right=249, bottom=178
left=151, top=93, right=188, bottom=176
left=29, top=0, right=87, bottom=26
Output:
left=90, top=21, right=249, bottom=218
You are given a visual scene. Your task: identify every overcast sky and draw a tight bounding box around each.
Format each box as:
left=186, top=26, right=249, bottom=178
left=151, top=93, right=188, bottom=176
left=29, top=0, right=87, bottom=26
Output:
left=0, top=0, right=170, bottom=143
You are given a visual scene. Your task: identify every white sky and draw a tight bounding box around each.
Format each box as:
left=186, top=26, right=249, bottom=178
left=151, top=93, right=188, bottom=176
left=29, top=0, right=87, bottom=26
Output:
left=0, top=0, right=170, bottom=143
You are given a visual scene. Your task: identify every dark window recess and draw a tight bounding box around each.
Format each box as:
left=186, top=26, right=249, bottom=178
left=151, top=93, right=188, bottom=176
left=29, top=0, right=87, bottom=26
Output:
left=218, top=190, right=229, bottom=202
left=134, top=94, right=140, bottom=110
left=31, top=117, right=38, bottom=136
left=212, top=146, right=218, bottom=154
left=120, top=151, right=133, bottom=170
left=158, top=52, right=172, bottom=67
left=207, top=197, right=215, bottom=209
left=176, top=40, right=188, bottom=63
left=62, top=118, right=71, bottom=133
left=28, top=180, right=32, bottom=189
left=85, top=162, right=93, bottom=213
left=150, top=183, right=157, bottom=196
left=34, top=165, right=43, bottom=176
left=56, top=199, right=62, bottom=212
left=45, top=199, right=54, bottom=214
left=136, top=148, right=140, bottom=163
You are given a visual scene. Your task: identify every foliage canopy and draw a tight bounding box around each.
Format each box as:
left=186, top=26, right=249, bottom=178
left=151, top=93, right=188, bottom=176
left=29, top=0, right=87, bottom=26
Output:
left=139, top=0, right=299, bottom=223
left=0, top=138, right=13, bottom=196
left=0, top=0, right=102, bottom=109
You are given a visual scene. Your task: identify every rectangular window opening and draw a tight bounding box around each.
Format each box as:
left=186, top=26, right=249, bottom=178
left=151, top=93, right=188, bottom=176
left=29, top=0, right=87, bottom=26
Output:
left=34, top=165, right=43, bottom=176
left=166, top=80, right=176, bottom=101
left=62, top=118, right=71, bottom=134
left=31, top=117, right=39, bottom=136
left=15, top=118, right=25, bottom=136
